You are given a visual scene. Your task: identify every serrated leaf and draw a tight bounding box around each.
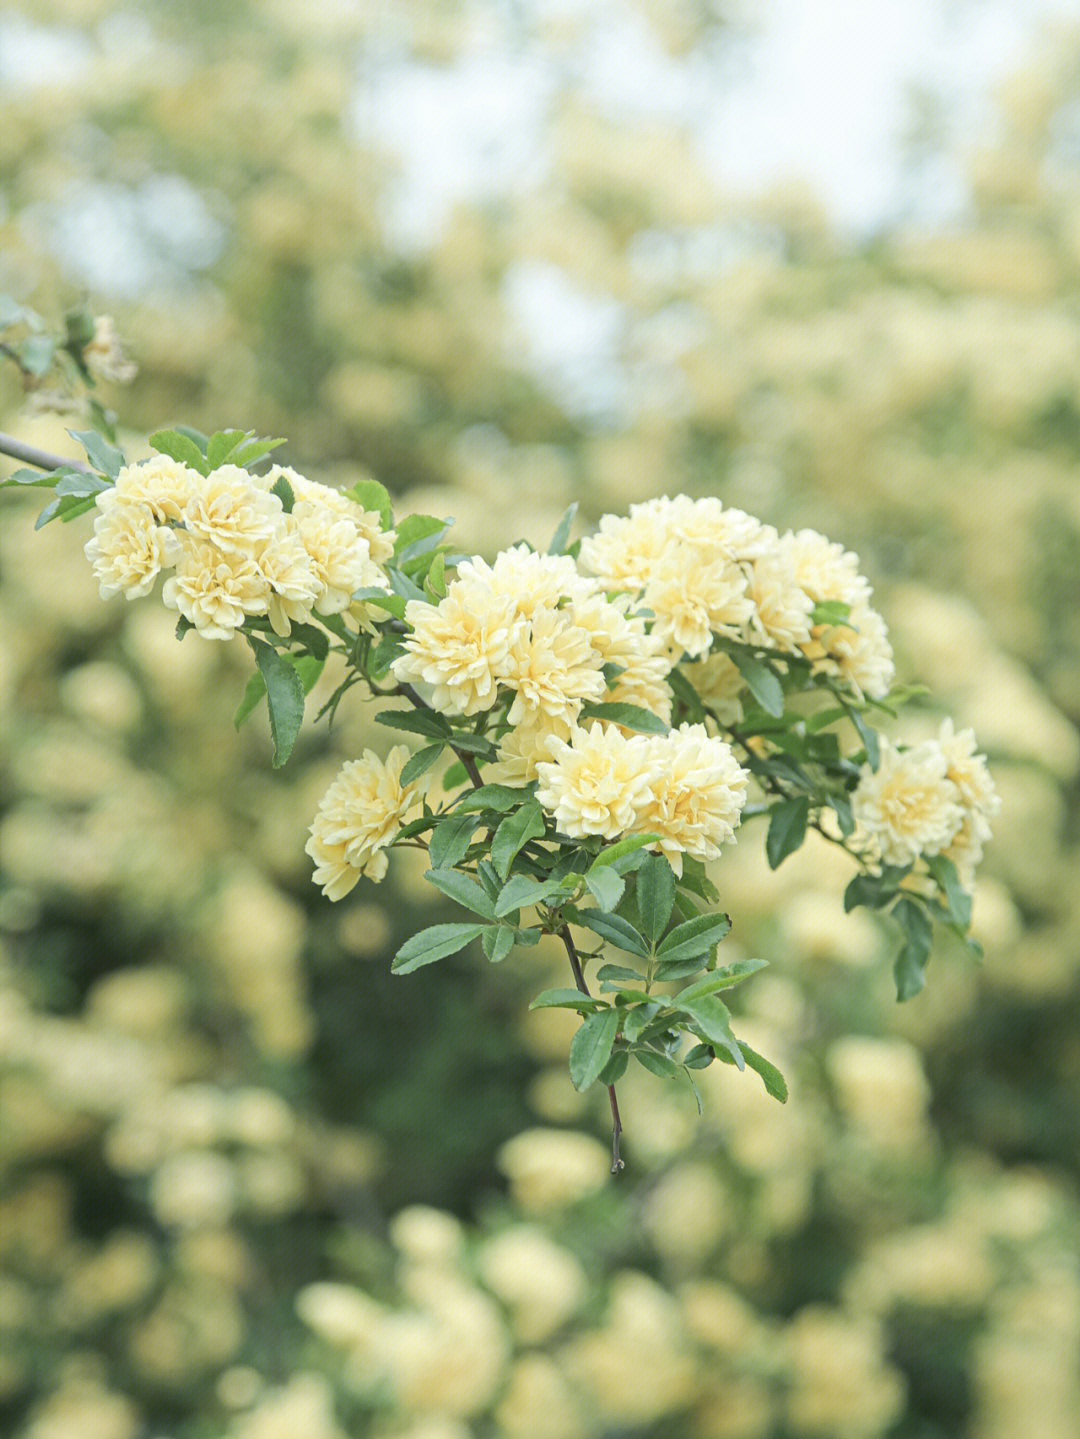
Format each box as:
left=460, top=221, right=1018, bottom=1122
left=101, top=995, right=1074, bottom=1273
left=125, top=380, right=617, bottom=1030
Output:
left=35, top=493, right=97, bottom=527
left=428, top=813, right=481, bottom=870
left=456, top=785, right=528, bottom=813
left=55, top=470, right=111, bottom=498
left=248, top=636, right=305, bottom=767
left=569, top=1007, right=619, bottom=1091
left=206, top=429, right=249, bottom=469
left=353, top=587, right=406, bottom=619
left=424, top=867, right=495, bottom=919
left=596, top=963, right=644, bottom=983
left=530, top=988, right=605, bottom=1011
left=634, top=1049, right=680, bottom=1079
left=270, top=473, right=295, bottom=512
left=678, top=994, right=744, bottom=1068
left=395, top=514, right=449, bottom=560
left=569, top=907, right=651, bottom=959
left=173, top=425, right=210, bottom=454
left=578, top=701, right=669, bottom=734
left=599, top=1049, right=629, bottom=1084
left=584, top=866, right=625, bottom=912
left=655, top=913, right=731, bottom=967
left=547, top=501, right=578, bottom=555
left=588, top=833, right=662, bottom=873
left=1, top=466, right=68, bottom=488
left=494, top=874, right=571, bottom=918
left=375, top=708, right=451, bottom=740
left=491, top=800, right=546, bottom=880
left=766, top=796, right=810, bottom=870
left=730, top=650, right=785, bottom=717
left=149, top=429, right=211, bottom=475
left=67, top=429, right=124, bottom=479
left=636, top=853, right=676, bottom=943
left=482, top=925, right=515, bottom=963
left=401, top=744, right=444, bottom=786
left=234, top=671, right=266, bottom=729
left=392, top=922, right=485, bottom=973
left=675, top=959, right=768, bottom=1004
left=228, top=436, right=286, bottom=469
left=343, top=478, right=393, bottom=530
left=739, top=1043, right=788, bottom=1101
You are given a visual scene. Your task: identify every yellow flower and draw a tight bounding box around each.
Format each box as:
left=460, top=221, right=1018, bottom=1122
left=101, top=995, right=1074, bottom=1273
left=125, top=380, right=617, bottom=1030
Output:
left=643, top=557, right=752, bottom=659
left=499, top=604, right=606, bottom=725
left=305, top=747, right=424, bottom=900
left=251, top=524, right=323, bottom=637
left=292, top=506, right=382, bottom=615
left=182, top=464, right=283, bottom=555
left=458, top=544, right=596, bottom=618
left=84, top=504, right=178, bottom=600
left=678, top=650, right=746, bottom=724
left=161, top=532, right=269, bottom=639
left=535, top=722, right=658, bottom=840
left=103, top=456, right=198, bottom=522
left=852, top=738, right=965, bottom=868
left=392, top=581, right=521, bottom=717
left=634, top=724, right=749, bottom=875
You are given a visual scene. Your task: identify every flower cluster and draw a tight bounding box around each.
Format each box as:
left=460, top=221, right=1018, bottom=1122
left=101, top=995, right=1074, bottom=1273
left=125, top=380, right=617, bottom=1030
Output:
left=84, top=455, right=392, bottom=640
left=579, top=495, right=894, bottom=699
left=306, top=746, right=427, bottom=899
left=535, top=722, right=748, bottom=875
left=853, top=720, right=1002, bottom=883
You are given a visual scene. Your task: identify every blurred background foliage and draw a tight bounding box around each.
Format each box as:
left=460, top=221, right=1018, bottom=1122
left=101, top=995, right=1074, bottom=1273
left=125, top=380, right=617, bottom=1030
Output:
left=2, top=2, right=1080, bottom=1437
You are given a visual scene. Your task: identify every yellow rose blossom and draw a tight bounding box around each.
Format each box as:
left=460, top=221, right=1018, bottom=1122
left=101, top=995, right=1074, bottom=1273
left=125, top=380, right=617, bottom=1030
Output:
left=487, top=710, right=573, bottom=786
left=305, top=747, right=425, bottom=900
left=535, top=723, right=658, bottom=840
left=499, top=603, right=606, bottom=725
left=273, top=465, right=396, bottom=565
left=643, top=556, right=753, bottom=659
left=181, top=464, right=283, bottom=555
left=292, top=506, right=381, bottom=614
left=392, top=581, right=521, bottom=717
left=102, top=456, right=198, bottom=522
left=251, top=524, right=323, bottom=637
left=852, top=738, right=966, bottom=868
left=457, top=544, right=596, bottom=618
left=634, top=724, right=749, bottom=875
left=84, top=504, right=178, bottom=600
left=161, top=532, right=269, bottom=639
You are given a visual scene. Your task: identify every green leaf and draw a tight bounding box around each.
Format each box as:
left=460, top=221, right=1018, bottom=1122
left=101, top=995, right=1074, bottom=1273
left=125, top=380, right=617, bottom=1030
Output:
left=292, top=654, right=325, bottom=693
left=729, top=650, right=785, bottom=718
left=804, top=705, right=847, bottom=733
left=599, top=1049, right=629, bottom=1084
left=827, top=792, right=855, bottom=837
left=636, top=853, right=676, bottom=943
left=234, top=672, right=266, bottom=729
left=482, top=925, right=515, bottom=963
left=445, top=731, right=496, bottom=755
left=588, top=833, right=662, bottom=873
left=584, top=866, right=625, bottom=912
left=55, top=469, right=111, bottom=499
left=547, top=501, right=578, bottom=555
left=19, top=333, right=56, bottom=375
left=656, top=913, right=732, bottom=967
left=353, top=587, right=406, bottom=619
left=1, top=466, right=68, bottom=488
left=401, top=744, right=444, bottom=786
left=395, top=514, right=450, bottom=559
left=739, top=1043, right=788, bottom=1101
left=811, top=600, right=853, bottom=629
left=35, top=493, right=97, bottom=527
left=392, top=922, right=485, bottom=973
left=375, top=708, right=451, bottom=740
left=270, top=473, right=295, bottom=512
left=766, top=796, right=810, bottom=870
left=678, top=995, right=744, bottom=1068
left=634, top=1049, right=680, bottom=1079
left=424, top=551, right=447, bottom=600
left=530, top=988, right=605, bottom=1011
left=844, top=867, right=910, bottom=912
left=491, top=800, right=546, bottom=880
left=926, top=854, right=973, bottom=929
left=228, top=436, right=287, bottom=469
left=442, top=760, right=469, bottom=791
left=386, top=566, right=427, bottom=604
left=676, top=959, right=768, bottom=1003
left=892, top=895, right=933, bottom=1001
left=149, top=429, right=211, bottom=475
left=370, top=632, right=405, bottom=674
left=67, top=429, right=124, bottom=479
left=173, top=425, right=210, bottom=454
left=850, top=708, right=880, bottom=770
left=343, top=478, right=394, bottom=529
left=248, top=637, right=305, bottom=767
left=578, top=701, right=669, bottom=734
left=569, top=1007, right=620, bottom=1091
left=428, top=813, right=481, bottom=870
left=206, top=429, right=249, bottom=469
left=494, top=874, right=572, bottom=919
left=667, top=666, right=706, bottom=723
left=569, top=908, right=650, bottom=959
left=456, top=785, right=528, bottom=813
left=596, top=963, right=644, bottom=984
left=424, top=868, right=495, bottom=919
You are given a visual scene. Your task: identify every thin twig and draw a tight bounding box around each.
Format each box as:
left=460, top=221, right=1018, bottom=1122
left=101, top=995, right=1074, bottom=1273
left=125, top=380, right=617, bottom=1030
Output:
left=558, top=925, right=625, bottom=1173
left=0, top=431, right=91, bottom=474
left=394, top=681, right=484, bottom=788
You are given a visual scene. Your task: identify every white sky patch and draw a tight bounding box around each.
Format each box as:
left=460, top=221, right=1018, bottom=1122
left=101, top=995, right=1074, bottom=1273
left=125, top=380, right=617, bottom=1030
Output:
left=0, top=14, right=95, bottom=88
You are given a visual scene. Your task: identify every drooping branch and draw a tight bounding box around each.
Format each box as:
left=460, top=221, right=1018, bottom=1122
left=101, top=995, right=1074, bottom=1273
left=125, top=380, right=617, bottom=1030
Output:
left=0, top=432, right=91, bottom=474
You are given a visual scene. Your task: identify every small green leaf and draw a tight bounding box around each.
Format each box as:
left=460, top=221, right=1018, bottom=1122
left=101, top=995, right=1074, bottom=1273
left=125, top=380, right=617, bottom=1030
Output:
left=55, top=470, right=111, bottom=499
left=569, top=908, right=650, bottom=960
left=494, top=874, right=572, bottom=918
left=530, top=988, right=605, bottom=1011
left=739, top=1043, right=788, bottom=1101
left=588, top=833, right=663, bottom=873
left=424, top=867, right=495, bottom=919
left=926, top=854, right=973, bottom=929
left=353, top=587, right=406, bottom=618
left=634, top=1049, right=680, bottom=1079
left=730, top=650, right=785, bottom=717
left=343, top=478, right=394, bottom=530
left=270, top=473, right=295, bottom=512
left=228, top=436, right=287, bottom=469
left=401, top=744, right=444, bottom=786
left=667, top=666, right=707, bottom=722
left=584, top=866, right=625, bottom=912
left=67, top=429, right=124, bottom=479
left=678, top=994, right=744, bottom=1068
left=482, top=925, right=515, bottom=963
left=206, top=429, right=249, bottom=469
left=804, top=705, right=847, bottom=733
left=765, top=796, right=810, bottom=870
left=892, top=895, right=933, bottom=1001
left=491, top=800, right=546, bottom=880
left=547, top=501, right=578, bottom=555
left=655, top=913, right=732, bottom=967
left=636, top=853, right=676, bottom=943
left=173, top=425, right=210, bottom=454
left=811, top=600, right=853, bottom=628
left=149, top=429, right=211, bottom=475
left=569, top=1007, right=620, bottom=1091
left=850, top=708, right=881, bottom=770
left=442, top=760, right=469, bottom=791
left=596, top=963, right=644, bottom=984
left=578, top=701, right=669, bottom=734
left=676, top=959, right=768, bottom=1003
left=428, top=813, right=481, bottom=870
left=1, top=466, right=68, bottom=489
left=456, top=785, right=529, bottom=813
left=392, top=922, right=486, bottom=973
left=234, top=671, right=266, bottom=729
left=248, top=637, right=305, bottom=767
left=395, top=514, right=450, bottom=559
left=599, top=1049, right=629, bottom=1084
left=424, top=551, right=447, bottom=600
left=375, top=708, right=451, bottom=740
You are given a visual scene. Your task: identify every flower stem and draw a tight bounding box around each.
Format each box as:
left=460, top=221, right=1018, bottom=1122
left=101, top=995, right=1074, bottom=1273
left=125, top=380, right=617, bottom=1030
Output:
left=393, top=681, right=484, bottom=788
left=558, top=924, right=625, bottom=1173
left=0, top=431, right=91, bottom=474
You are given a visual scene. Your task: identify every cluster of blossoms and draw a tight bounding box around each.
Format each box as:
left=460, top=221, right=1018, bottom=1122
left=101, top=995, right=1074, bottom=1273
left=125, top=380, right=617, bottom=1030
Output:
left=84, top=455, right=393, bottom=640
left=853, top=720, right=1002, bottom=886
left=578, top=495, right=895, bottom=701
left=305, top=746, right=427, bottom=897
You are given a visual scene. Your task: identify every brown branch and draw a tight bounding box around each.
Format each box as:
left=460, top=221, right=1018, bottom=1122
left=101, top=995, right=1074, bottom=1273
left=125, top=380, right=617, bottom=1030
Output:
left=0, top=432, right=91, bottom=474
left=558, top=924, right=625, bottom=1173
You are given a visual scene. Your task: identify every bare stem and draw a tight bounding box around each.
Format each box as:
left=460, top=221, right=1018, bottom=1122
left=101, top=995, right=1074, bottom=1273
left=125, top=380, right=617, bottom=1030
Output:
left=558, top=924, right=625, bottom=1173
left=0, top=432, right=90, bottom=474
